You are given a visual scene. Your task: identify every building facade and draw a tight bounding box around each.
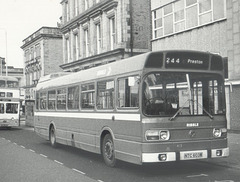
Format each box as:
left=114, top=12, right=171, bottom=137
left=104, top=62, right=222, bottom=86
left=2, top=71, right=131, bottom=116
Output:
left=21, top=27, right=63, bottom=100
left=150, top=0, right=240, bottom=130
left=21, top=27, right=63, bottom=126
left=60, top=0, right=151, bottom=72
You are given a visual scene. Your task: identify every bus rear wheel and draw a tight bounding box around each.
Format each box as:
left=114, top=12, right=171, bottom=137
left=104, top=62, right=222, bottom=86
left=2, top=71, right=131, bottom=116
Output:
left=49, top=126, right=57, bottom=147
left=102, top=134, right=116, bottom=167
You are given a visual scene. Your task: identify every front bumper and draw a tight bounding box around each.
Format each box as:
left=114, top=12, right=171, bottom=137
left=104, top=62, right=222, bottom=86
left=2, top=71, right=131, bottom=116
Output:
left=142, top=147, right=229, bottom=163
left=0, top=119, right=19, bottom=127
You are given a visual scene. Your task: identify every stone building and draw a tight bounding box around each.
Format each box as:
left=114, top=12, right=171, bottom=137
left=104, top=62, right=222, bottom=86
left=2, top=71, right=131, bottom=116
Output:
left=59, top=0, right=151, bottom=72
left=150, top=0, right=240, bottom=130
left=21, top=27, right=63, bottom=100
left=21, top=27, right=63, bottom=126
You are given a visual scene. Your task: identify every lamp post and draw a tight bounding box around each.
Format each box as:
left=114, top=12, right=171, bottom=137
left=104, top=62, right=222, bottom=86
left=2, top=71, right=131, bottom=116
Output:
left=0, top=28, right=8, bottom=76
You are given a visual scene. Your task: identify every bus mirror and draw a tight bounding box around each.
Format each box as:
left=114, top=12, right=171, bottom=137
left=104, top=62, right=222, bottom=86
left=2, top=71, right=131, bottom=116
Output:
left=128, top=77, right=135, bottom=86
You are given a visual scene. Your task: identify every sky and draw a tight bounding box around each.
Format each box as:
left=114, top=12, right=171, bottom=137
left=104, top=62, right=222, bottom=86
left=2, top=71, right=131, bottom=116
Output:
left=0, top=0, right=62, bottom=68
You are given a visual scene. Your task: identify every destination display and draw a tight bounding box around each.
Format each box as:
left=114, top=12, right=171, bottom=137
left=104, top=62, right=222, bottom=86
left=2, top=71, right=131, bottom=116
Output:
left=165, top=52, right=209, bottom=69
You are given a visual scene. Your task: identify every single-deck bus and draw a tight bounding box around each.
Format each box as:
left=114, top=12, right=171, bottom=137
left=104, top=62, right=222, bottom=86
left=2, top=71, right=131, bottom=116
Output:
left=0, top=76, right=20, bottom=128
left=34, top=50, right=229, bottom=167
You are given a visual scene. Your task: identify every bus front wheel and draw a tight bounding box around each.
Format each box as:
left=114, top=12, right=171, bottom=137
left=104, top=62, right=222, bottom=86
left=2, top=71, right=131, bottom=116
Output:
left=49, top=126, right=57, bottom=147
left=102, top=134, right=116, bottom=167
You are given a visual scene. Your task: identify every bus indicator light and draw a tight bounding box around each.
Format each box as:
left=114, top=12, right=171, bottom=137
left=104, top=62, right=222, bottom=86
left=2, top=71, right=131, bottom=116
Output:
left=145, top=130, right=159, bottom=141
left=213, top=128, right=223, bottom=138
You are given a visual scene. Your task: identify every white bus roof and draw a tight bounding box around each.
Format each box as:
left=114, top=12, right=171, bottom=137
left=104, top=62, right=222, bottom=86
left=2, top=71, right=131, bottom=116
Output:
left=36, top=52, right=150, bottom=91
left=38, top=72, right=71, bottom=83
left=0, top=76, right=18, bottom=82
left=36, top=50, right=223, bottom=91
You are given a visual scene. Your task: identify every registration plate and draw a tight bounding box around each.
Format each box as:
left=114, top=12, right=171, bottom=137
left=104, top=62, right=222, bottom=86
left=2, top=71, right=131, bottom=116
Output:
left=180, top=150, right=207, bottom=160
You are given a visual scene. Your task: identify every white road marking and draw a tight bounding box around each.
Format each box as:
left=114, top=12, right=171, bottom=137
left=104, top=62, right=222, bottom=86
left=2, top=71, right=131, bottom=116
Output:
left=187, top=174, right=208, bottom=178
left=20, top=145, right=25, bottom=149
left=13, top=142, right=17, bottom=145
left=97, top=180, right=104, bottom=182
left=40, top=154, right=47, bottom=158
left=54, top=160, right=63, bottom=165
left=29, top=149, right=35, bottom=153
left=72, top=168, right=86, bottom=175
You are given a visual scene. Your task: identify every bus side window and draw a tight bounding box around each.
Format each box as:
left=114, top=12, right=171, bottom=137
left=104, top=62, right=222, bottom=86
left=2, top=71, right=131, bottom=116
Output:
left=97, top=80, right=114, bottom=109
left=48, top=90, right=56, bottom=110
left=0, top=103, right=4, bottom=114
left=68, top=86, right=79, bottom=110
left=117, top=76, right=139, bottom=108
left=81, top=83, right=95, bottom=109
left=57, top=88, right=67, bottom=110
left=40, top=92, right=47, bottom=110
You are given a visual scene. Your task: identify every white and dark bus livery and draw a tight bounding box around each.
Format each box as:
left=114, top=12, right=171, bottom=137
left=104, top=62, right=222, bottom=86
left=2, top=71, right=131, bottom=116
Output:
left=34, top=50, right=229, bottom=166
left=0, top=76, right=20, bottom=127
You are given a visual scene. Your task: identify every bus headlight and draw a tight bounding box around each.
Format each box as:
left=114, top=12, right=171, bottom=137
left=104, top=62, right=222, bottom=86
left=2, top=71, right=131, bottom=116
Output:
left=213, top=128, right=226, bottom=138
left=160, top=130, right=170, bottom=140
left=145, top=130, right=170, bottom=141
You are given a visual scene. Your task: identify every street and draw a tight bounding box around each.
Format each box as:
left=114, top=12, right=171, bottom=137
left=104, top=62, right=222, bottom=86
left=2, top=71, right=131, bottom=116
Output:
left=0, top=124, right=239, bottom=182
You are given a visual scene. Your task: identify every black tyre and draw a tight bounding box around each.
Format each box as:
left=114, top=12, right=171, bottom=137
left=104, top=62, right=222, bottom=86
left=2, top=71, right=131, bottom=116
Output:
left=102, top=134, right=116, bottom=167
left=49, top=126, right=57, bottom=147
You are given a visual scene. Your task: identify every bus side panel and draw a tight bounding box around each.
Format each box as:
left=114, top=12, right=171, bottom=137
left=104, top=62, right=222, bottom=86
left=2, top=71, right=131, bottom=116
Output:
left=35, top=112, right=98, bottom=153
left=34, top=115, right=50, bottom=140
left=96, top=115, right=143, bottom=165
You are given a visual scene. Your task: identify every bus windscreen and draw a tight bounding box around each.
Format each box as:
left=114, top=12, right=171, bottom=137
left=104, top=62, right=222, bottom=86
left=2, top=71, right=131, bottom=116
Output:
left=143, top=72, right=225, bottom=117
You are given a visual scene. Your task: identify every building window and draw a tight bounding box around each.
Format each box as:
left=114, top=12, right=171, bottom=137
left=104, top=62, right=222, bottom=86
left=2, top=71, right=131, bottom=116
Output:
left=66, top=1, right=70, bottom=21
left=30, top=47, right=33, bottom=60
left=152, top=0, right=226, bottom=39
left=35, top=44, right=41, bottom=58
left=85, top=0, right=89, bottom=10
left=109, top=16, right=116, bottom=50
left=66, top=37, right=70, bottom=63
left=84, top=29, right=89, bottom=57
left=74, top=33, right=79, bottom=60
left=96, top=23, right=101, bottom=54
left=74, top=0, right=79, bottom=16
left=25, top=50, right=29, bottom=62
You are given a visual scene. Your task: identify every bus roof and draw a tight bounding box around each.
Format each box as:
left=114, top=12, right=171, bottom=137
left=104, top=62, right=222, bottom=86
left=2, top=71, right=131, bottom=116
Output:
left=36, top=50, right=223, bottom=91
left=36, top=52, right=151, bottom=91
left=38, top=72, right=71, bottom=83
left=0, top=76, right=18, bottom=82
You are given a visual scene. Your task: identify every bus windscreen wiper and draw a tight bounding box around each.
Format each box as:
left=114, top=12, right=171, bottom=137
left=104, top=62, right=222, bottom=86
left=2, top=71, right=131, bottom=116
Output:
left=169, top=99, right=191, bottom=121
left=194, top=101, right=214, bottom=119
left=169, top=99, right=214, bottom=121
